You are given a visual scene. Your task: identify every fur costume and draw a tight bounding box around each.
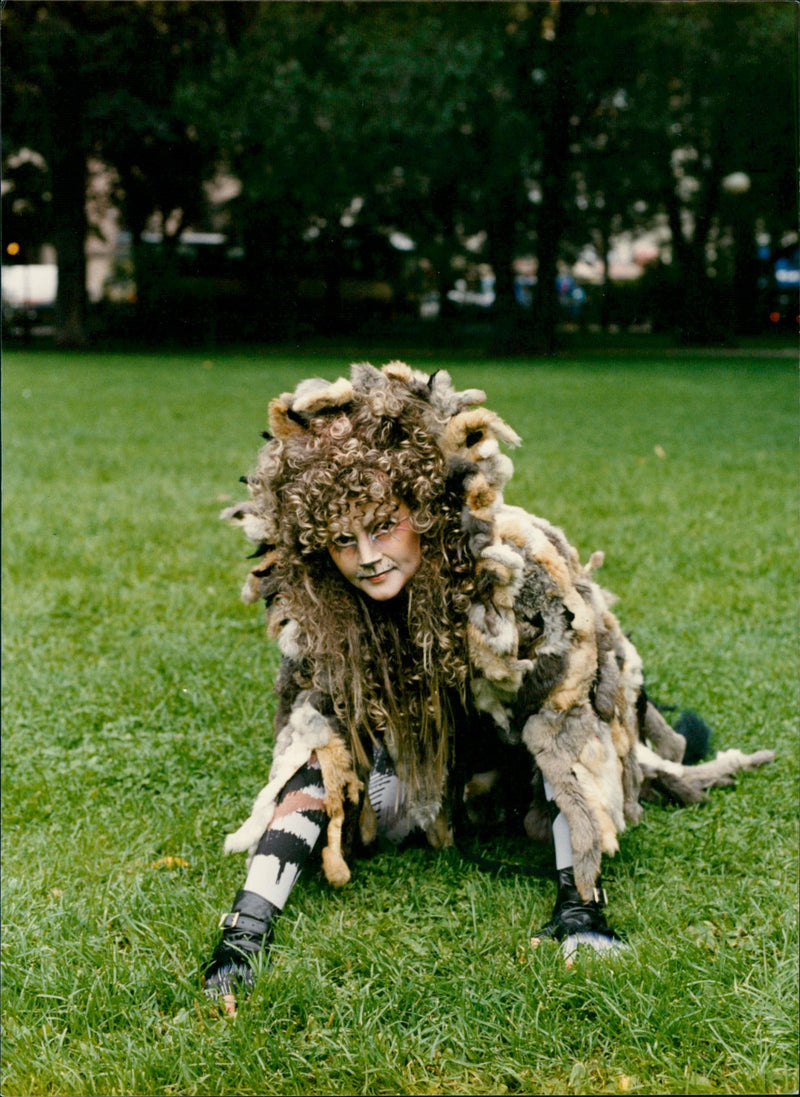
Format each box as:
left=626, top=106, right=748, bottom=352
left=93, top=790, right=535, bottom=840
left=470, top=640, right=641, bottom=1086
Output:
left=222, top=362, right=773, bottom=902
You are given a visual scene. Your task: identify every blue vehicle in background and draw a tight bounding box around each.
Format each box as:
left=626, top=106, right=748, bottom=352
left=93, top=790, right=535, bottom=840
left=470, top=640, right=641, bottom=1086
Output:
left=763, top=245, right=798, bottom=331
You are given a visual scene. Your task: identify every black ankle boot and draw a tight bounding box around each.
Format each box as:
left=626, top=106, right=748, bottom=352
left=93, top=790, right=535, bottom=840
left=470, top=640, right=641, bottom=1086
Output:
left=533, top=868, right=623, bottom=943
left=204, top=889, right=278, bottom=999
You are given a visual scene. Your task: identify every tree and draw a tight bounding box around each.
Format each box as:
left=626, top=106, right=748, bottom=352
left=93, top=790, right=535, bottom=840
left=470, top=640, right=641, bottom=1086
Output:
left=2, top=1, right=228, bottom=344
left=615, top=2, right=797, bottom=343
left=497, top=1, right=796, bottom=346
left=183, top=3, right=505, bottom=336
left=3, top=3, right=90, bottom=344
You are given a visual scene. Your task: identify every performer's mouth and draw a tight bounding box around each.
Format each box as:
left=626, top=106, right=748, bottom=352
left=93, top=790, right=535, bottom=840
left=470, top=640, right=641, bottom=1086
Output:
left=362, top=567, right=393, bottom=583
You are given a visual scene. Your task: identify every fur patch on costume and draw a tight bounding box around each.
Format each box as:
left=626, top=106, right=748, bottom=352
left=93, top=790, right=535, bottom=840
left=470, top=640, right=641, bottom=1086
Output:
left=220, top=505, right=268, bottom=549
left=381, top=360, right=413, bottom=384
left=241, top=571, right=264, bottom=606
left=522, top=706, right=608, bottom=899
left=316, top=735, right=362, bottom=887
left=427, top=369, right=486, bottom=418
left=642, top=701, right=687, bottom=763
left=424, top=806, right=454, bottom=849
left=224, top=696, right=335, bottom=857
left=291, top=376, right=354, bottom=415
left=268, top=398, right=304, bottom=440
left=239, top=549, right=280, bottom=606
left=359, top=795, right=378, bottom=845
left=464, top=473, right=500, bottom=520
left=468, top=602, right=518, bottom=656
left=276, top=618, right=302, bottom=658
left=470, top=676, right=513, bottom=730
left=586, top=550, right=605, bottom=573
left=468, top=624, right=530, bottom=687
left=573, top=727, right=626, bottom=852
left=441, top=407, right=521, bottom=459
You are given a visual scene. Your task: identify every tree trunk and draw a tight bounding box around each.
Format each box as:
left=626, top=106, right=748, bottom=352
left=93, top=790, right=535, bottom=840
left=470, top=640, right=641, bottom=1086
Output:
left=319, top=232, right=345, bottom=335
left=731, top=210, right=758, bottom=336
left=665, top=189, right=723, bottom=345
left=238, top=201, right=303, bottom=341
left=486, top=175, right=522, bottom=353
left=50, top=31, right=88, bottom=347
left=593, top=224, right=612, bottom=332
left=664, top=142, right=734, bottom=345
left=530, top=3, right=581, bottom=356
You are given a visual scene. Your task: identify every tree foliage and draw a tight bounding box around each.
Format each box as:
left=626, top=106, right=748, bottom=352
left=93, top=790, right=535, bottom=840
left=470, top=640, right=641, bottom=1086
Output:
left=2, top=1, right=228, bottom=342
left=2, top=1, right=795, bottom=347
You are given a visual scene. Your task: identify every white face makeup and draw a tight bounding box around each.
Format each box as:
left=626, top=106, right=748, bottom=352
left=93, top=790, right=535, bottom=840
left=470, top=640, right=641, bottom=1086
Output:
left=327, top=500, right=422, bottom=602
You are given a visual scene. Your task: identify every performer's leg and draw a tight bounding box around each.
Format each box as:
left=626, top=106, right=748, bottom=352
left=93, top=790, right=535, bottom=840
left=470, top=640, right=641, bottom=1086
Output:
left=204, top=755, right=326, bottom=1006
left=533, top=778, right=625, bottom=959
left=367, top=742, right=415, bottom=844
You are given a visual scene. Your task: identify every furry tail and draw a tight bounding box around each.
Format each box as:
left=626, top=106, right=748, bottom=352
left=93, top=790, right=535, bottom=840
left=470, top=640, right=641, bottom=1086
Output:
left=645, top=701, right=712, bottom=765
left=636, top=741, right=774, bottom=804
left=641, top=701, right=772, bottom=803
left=673, top=710, right=712, bottom=765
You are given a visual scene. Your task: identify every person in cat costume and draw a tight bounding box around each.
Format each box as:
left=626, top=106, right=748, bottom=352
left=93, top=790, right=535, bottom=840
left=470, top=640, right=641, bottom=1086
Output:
left=203, top=361, right=772, bottom=1014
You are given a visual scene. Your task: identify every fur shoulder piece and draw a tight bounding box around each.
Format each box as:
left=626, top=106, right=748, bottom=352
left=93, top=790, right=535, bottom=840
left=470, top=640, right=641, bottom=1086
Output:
left=464, top=498, right=774, bottom=900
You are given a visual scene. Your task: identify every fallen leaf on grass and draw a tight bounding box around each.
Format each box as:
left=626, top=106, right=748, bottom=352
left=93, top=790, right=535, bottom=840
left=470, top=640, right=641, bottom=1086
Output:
left=150, top=855, right=189, bottom=870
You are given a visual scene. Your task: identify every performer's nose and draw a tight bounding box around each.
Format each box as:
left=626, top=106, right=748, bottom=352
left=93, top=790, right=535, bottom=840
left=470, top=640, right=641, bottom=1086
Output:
left=356, top=531, right=382, bottom=569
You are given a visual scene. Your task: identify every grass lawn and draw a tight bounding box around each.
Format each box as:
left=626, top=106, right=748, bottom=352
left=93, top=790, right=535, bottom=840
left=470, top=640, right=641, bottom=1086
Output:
left=2, top=346, right=797, bottom=1096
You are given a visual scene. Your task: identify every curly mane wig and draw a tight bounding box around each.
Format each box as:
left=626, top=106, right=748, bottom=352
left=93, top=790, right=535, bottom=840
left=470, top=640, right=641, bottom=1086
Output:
left=225, top=363, right=491, bottom=821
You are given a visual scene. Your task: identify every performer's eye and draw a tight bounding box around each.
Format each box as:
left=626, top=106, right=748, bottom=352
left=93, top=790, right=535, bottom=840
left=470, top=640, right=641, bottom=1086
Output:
left=330, top=534, right=356, bottom=551
left=371, top=520, right=397, bottom=542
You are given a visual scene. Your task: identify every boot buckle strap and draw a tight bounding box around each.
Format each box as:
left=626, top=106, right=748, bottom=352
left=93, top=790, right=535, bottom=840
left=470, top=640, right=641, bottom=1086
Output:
left=218, top=908, right=272, bottom=937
